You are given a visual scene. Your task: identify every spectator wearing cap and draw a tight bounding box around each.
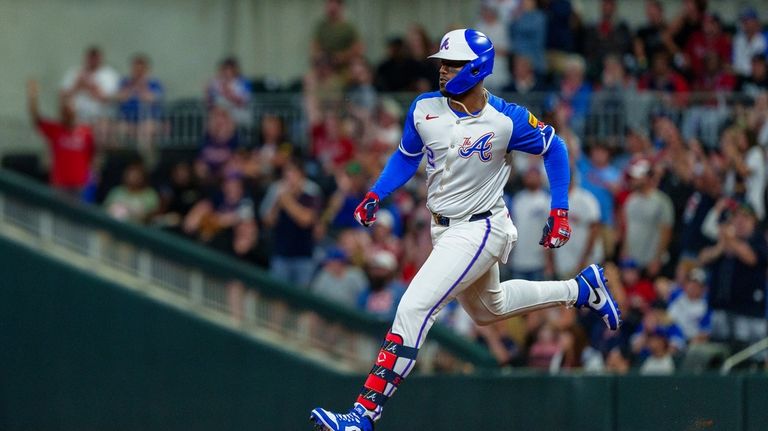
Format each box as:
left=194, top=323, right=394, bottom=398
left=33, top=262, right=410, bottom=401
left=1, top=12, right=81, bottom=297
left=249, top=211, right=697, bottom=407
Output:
left=667, top=267, right=712, bottom=345
left=639, top=328, right=676, bottom=375
left=358, top=250, right=406, bottom=320
left=631, top=301, right=686, bottom=359
left=311, top=247, right=368, bottom=308
left=621, top=158, right=674, bottom=278
left=733, top=7, right=767, bottom=77
left=699, top=202, right=768, bottom=344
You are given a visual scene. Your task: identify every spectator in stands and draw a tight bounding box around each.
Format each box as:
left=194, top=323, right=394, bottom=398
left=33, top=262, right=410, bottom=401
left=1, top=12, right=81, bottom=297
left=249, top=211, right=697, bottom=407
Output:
left=245, top=113, right=294, bottom=183
left=540, top=0, right=581, bottom=75
left=365, top=98, right=403, bottom=163
left=720, top=126, right=766, bottom=220
left=552, top=178, right=602, bottom=279
left=27, top=79, right=94, bottom=197
left=699, top=202, right=767, bottom=345
left=550, top=325, right=604, bottom=373
left=345, top=57, right=377, bottom=116
left=590, top=55, right=635, bottom=141
left=632, top=301, right=686, bottom=358
left=667, top=267, right=711, bottom=345
left=508, top=166, right=551, bottom=280
left=115, top=54, right=164, bottom=149
left=357, top=249, right=406, bottom=320
left=733, top=7, right=767, bottom=78
left=319, top=161, right=369, bottom=234
left=738, top=54, right=768, bottom=99
left=664, top=0, right=707, bottom=67
left=260, top=158, right=323, bottom=289
left=475, top=2, right=510, bottom=92
left=621, top=158, right=674, bottom=277
left=195, top=107, right=239, bottom=184
left=311, top=247, right=367, bottom=309
left=369, top=209, right=402, bottom=260
left=509, top=0, right=548, bottom=75
left=60, top=45, right=119, bottom=127
left=405, top=24, right=440, bottom=93
left=578, top=142, right=621, bottom=257
left=683, top=14, right=731, bottom=85
left=205, top=57, right=252, bottom=126
left=634, top=0, right=667, bottom=73
left=638, top=50, right=689, bottom=108
left=155, top=161, right=202, bottom=230
left=374, top=37, right=422, bottom=92
left=582, top=0, right=632, bottom=80
left=311, top=0, right=363, bottom=77
left=604, top=346, right=631, bottom=374
left=104, top=161, right=160, bottom=224
left=619, top=258, right=656, bottom=313
left=677, top=164, right=720, bottom=263
left=639, top=328, right=676, bottom=374
left=550, top=55, right=591, bottom=137
left=504, top=56, right=549, bottom=113
left=182, top=173, right=255, bottom=243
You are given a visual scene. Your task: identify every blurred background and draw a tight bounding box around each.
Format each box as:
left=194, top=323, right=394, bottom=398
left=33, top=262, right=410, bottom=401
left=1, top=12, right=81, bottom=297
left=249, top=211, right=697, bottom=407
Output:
left=1, top=0, right=768, bottom=429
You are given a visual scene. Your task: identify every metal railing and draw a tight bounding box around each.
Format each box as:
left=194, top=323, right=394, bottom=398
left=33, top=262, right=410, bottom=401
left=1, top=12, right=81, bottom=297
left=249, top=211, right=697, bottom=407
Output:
left=0, top=168, right=496, bottom=373
left=2, top=90, right=761, bottom=157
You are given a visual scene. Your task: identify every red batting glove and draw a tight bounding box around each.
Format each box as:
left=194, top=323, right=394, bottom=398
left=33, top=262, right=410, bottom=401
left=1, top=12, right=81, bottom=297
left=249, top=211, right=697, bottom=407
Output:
left=539, top=209, right=571, bottom=248
left=354, top=191, right=380, bottom=227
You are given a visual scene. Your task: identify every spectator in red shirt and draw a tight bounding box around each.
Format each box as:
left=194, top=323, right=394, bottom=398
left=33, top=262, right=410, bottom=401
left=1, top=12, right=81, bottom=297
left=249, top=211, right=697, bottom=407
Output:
left=619, top=258, right=657, bottom=312
left=638, top=50, right=690, bottom=107
left=684, top=14, right=731, bottom=80
left=27, top=79, right=94, bottom=197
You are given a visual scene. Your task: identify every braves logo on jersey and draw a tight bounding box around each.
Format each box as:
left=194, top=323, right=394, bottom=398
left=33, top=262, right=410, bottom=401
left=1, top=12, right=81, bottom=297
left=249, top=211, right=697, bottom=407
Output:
left=458, top=132, right=494, bottom=162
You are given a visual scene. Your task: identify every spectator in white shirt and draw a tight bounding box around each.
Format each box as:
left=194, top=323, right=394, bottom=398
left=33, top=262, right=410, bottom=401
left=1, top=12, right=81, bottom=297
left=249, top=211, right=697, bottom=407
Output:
left=60, top=46, right=119, bottom=125
left=508, top=166, right=551, bottom=280
left=667, top=267, right=712, bottom=344
left=733, top=7, right=767, bottom=77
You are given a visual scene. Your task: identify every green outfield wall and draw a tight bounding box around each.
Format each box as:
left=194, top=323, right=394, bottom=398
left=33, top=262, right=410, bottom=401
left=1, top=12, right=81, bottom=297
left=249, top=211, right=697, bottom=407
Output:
left=0, top=236, right=766, bottom=431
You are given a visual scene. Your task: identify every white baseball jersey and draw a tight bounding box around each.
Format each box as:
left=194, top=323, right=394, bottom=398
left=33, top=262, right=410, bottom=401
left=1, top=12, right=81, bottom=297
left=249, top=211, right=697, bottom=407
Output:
left=399, top=92, right=557, bottom=219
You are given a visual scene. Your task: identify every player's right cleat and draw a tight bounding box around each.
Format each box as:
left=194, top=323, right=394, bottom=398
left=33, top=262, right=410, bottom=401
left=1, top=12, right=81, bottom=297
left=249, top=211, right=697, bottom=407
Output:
left=575, top=264, right=622, bottom=330
left=310, top=403, right=374, bottom=431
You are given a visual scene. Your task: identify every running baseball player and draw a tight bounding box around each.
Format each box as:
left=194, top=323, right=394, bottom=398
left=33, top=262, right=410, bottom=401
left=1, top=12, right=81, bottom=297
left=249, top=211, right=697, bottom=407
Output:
left=310, top=28, right=622, bottom=431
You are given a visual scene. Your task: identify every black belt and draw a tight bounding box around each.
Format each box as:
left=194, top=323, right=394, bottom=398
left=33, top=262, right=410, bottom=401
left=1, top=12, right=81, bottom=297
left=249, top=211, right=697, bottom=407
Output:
left=432, top=210, right=492, bottom=227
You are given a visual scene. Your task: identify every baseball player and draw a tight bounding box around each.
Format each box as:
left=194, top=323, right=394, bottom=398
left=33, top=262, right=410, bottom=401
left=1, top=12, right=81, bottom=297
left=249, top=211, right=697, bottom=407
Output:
left=310, top=29, right=622, bottom=431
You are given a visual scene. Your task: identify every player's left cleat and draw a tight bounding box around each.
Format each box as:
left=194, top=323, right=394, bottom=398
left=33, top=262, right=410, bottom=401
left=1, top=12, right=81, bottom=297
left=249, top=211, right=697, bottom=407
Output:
left=575, top=264, right=622, bottom=330
left=310, top=403, right=374, bottom=431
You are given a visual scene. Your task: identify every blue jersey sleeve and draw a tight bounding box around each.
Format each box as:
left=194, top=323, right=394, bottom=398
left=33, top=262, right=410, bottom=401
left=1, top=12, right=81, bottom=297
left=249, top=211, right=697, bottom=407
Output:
left=370, top=98, right=425, bottom=199
left=503, top=104, right=570, bottom=210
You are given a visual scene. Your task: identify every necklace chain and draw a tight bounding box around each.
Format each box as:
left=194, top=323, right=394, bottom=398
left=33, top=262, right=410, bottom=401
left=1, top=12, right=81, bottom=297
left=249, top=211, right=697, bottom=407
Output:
left=449, top=89, right=489, bottom=119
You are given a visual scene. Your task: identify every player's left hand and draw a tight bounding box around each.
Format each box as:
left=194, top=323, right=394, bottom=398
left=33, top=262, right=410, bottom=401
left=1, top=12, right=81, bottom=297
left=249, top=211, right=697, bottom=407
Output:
left=353, top=191, right=380, bottom=227
left=539, top=209, right=571, bottom=248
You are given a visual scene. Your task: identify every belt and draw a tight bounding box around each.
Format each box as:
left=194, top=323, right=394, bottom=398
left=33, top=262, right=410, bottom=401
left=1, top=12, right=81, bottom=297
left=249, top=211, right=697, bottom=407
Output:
left=432, top=210, right=492, bottom=227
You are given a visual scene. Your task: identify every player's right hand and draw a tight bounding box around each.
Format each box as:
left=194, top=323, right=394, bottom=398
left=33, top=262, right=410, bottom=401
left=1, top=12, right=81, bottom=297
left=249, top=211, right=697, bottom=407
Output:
left=539, top=209, right=571, bottom=248
left=354, top=191, right=380, bottom=227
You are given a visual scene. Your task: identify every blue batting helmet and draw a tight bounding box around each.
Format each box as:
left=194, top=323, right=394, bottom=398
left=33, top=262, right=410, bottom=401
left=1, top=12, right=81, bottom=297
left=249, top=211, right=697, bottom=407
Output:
left=428, top=28, right=495, bottom=95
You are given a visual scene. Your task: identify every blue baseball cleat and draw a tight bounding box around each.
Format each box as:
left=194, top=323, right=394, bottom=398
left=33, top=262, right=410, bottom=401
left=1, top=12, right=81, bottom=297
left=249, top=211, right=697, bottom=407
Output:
left=575, top=264, right=622, bottom=330
left=310, top=403, right=374, bottom=431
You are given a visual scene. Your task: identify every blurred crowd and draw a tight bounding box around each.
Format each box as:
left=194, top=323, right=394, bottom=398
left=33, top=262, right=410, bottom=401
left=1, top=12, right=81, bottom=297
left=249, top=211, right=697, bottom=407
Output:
left=20, top=0, right=768, bottom=373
